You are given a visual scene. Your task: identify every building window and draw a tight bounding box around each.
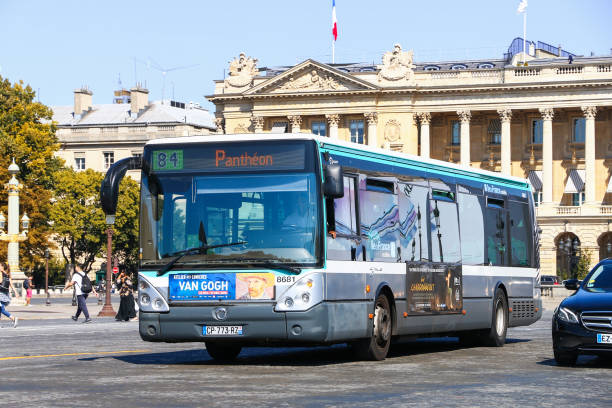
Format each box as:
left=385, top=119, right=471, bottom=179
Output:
left=350, top=119, right=364, bottom=144
left=451, top=120, right=460, bottom=145
left=571, top=192, right=583, bottom=207
left=450, top=64, right=468, bottom=70
left=478, top=63, right=495, bottom=69
left=573, top=118, right=585, bottom=143
left=488, top=119, right=501, bottom=145
left=531, top=119, right=543, bottom=144
left=74, top=153, right=85, bottom=171
left=103, top=152, right=114, bottom=170
left=311, top=121, right=326, bottom=137
left=533, top=191, right=542, bottom=207
left=424, top=65, right=440, bottom=71
left=132, top=152, right=143, bottom=160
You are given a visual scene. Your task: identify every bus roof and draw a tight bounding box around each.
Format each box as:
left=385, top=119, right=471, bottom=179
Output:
left=146, top=133, right=530, bottom=189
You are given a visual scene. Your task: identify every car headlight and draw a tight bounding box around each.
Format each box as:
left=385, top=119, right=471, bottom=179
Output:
left=138, top=274, right=169, bottom=313
left=274, top=273, right=324, bottom=312
left=557, top=306, right=579, bottom=324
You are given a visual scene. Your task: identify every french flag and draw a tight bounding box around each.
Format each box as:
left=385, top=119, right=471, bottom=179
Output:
left=332, top=0, right=338, bottom=41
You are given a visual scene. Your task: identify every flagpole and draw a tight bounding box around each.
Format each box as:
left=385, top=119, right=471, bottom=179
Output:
left=332, top=40, right=335, bottom=64
left=523, top=12, right=527, bottom=64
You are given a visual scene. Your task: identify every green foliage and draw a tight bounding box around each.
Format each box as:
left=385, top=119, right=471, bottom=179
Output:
left=576, top=248, right=592, bottom=280
left=111, top=176, right=140, bottom=274
left=31, top=256, right=68, bottom=287
left=0, top=76, right=63, bottom=270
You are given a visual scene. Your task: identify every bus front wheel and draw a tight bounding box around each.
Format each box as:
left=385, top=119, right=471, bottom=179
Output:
left=352, top=294, right=392, bottom=361
left=205, top=342, right=242, bottom=362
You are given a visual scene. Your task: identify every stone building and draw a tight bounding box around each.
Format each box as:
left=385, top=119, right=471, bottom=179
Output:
left=52, top=86, right=216, bottom=180
left=207, top=39, right=612, bottom=277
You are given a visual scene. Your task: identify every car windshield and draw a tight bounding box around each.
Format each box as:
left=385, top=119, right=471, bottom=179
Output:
left=140, top=172, right=321, bottom=268
left=583, top=264, right=612, bottom=293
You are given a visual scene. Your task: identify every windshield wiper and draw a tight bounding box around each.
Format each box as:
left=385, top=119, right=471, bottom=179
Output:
left=157, top=241, right=246, bottom=276
left=251, top=260, right=301, bottom=274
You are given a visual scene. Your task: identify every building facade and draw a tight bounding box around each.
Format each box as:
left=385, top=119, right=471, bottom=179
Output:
left=52, top=86, right=216, bottom=180
left=208, top=40, right=612, bottom=277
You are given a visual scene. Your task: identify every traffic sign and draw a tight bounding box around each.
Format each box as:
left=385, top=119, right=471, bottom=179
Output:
left=112, top=266, right=119, bottom=274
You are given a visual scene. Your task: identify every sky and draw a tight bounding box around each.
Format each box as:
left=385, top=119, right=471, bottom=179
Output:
left=1, top=0, right=610, bottom=112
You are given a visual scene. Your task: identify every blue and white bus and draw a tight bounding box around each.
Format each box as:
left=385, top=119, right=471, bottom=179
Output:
left=101, top=134, right=542, bottom=361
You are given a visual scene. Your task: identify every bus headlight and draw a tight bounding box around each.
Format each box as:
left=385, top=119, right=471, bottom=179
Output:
left=275, top=273, right=323, bottom=312
left=138, top=274, right=169, bottom=313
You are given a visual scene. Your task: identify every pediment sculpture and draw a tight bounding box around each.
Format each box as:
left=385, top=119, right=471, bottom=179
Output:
left=225, top=52, right=259, bottom=89
left=378, top=44, right=415, bottom=82
left=275, top=69, right=348, bottom=92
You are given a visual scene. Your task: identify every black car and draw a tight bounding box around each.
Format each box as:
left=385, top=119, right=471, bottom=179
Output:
left=552, top=259, right=612, bottom=365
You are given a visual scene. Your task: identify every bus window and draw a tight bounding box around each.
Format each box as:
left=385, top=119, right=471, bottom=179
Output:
left=457, top=193, right=485, bottom=265
left=327, top=176, right=362, bottom=261
left=509, top=201, right=532, bottom=267
left=398, top=183, right=430, bottom=262
left=360, top=179, right=400, bottom=262
left=430, top=198, right=461, bottom=263
left=485, top=200, right=508, bottom=266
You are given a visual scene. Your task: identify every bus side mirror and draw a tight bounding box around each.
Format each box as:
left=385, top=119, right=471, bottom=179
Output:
left=100, top=156, right=142, bottom=216
left=323, top=163, right=344, bottom=198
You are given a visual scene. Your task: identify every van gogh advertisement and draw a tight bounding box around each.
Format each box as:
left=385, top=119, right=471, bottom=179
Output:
left=405, top=262, right=462, bottom=315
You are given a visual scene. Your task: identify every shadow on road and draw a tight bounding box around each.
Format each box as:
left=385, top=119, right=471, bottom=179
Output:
left=538, top=355, right=612, bottom=368
left=102, top=336, right=531, bottom=366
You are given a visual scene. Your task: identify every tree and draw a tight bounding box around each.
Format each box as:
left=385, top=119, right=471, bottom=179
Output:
left=49, top=168, right=106, bottom=278
left=110, top=176, right=140, bottom=274
left=575, top=248, right=592, bottom=280
left=0, top=76, right=63, bottom=272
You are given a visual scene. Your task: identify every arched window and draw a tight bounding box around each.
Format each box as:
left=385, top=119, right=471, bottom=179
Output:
left=450, top=64, right=468, bottom=70
left=478, top=63, right=495, bottom=69
left=598, top=232, right=612, bottom=261
left=555, top=233, right=581, bottom=280
left=424, top=65, right=440, bottom=71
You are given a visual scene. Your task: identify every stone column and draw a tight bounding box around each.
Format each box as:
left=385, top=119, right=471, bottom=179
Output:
left=457, top=110, right=471, bottom=166
left=364, top=112, right=378, bottom=148
left=582, top=105, right=597, bottom=203
left=288, top=115, right=302, bottom=133
left=498, top=108, right=513, bottom=175
left=539, top=107, right=554, bottom=203
left=251, top=115, right=264, bottom=133
left=417, top=112, right=431, bottom=158
left=214, top=117, right=224, bottom=134
left=326, top=114, right=340, bottom=139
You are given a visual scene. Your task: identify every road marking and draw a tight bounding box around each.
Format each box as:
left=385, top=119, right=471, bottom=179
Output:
left=0, top=349, right=151, bottom=361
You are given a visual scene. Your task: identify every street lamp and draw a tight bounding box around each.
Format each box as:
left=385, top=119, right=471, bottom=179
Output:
left=44, top=248, right=50, bottom=305
left=98, top=215, right=116, bottom=317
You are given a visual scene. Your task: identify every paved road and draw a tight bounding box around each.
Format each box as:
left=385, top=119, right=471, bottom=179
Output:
left=0, top=310, right=610, bottom=408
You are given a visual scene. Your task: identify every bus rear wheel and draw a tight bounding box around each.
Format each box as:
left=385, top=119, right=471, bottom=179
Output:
left=483, top=288, right=508, bottom=347
left=205, top=342, right=242, bottom=362
left=352, top=294, right=392, bottom=361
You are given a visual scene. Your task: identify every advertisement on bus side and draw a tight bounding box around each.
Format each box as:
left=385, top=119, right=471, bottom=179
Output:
left=405, top=262, right=463, bottom=315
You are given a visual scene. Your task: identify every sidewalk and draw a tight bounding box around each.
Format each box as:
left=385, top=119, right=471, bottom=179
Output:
left=5, top=298, right=122, bottom=320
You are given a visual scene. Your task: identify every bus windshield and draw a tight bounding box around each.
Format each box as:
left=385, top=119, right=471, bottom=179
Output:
left=140, top=172, right=321, bottom=268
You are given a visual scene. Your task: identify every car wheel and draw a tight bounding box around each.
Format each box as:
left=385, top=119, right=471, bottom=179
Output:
left=352, top=294, right=392, bottom=361
left=205, top=342, right=242, bottom=362
left=483, top=288, right=508, bottom=347
left=553, top=347, right=578, bottom=366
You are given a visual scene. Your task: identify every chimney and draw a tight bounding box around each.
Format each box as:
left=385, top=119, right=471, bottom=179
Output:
left=130, top=85, right=149, bottom=115
left=74, top=87, right=93, bottom=115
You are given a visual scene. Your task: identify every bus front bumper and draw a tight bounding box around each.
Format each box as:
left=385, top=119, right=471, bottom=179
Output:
left=139, top=301, right=370, bottom=345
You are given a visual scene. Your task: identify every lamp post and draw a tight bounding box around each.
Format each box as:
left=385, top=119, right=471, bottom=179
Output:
left=0, top=159, right=29, bottom=305
left=44, top=248, right=50, bottom=305
left=98, top=215, right=116, bottom=317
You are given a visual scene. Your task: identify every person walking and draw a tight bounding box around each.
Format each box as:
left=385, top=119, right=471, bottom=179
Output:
left=23, top=275, right=33, bottom=306
left=64, top=265, right=97, bottom=323
left=115, top=270, right=136, bottom=321
left=0, top=262, right=19, bottom=328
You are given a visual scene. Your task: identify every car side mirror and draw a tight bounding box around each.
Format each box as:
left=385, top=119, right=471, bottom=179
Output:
left=323, top=163, right=344, bottom=199
left=563, top=279, right=580, bottom=291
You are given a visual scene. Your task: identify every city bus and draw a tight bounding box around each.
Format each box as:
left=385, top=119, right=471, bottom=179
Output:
left=101, top=133, right=542, bottom=361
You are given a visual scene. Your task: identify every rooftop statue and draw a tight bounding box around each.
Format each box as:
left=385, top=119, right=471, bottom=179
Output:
left=226, top=52, right=259, bottom=89
left=378, top=44, right=415, bottom=82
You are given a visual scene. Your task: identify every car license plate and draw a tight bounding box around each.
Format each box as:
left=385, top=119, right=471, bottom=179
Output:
left=597, top=333, right=612, bottom=344
left=203, top=325, right=243, bottom=336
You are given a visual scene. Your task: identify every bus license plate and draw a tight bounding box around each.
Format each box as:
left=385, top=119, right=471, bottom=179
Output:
left=203, top=325, right=243, bottom=336
left=597, top=333, right=612, bottom=344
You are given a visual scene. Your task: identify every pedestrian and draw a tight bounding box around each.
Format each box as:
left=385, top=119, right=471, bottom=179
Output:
left=0, top=262, right=19, bottom=328
left=23, top=275, right=33, bottom=306
left=64, top=265, right=97, bottom=323
left=115, top=270, right=136, bottom=321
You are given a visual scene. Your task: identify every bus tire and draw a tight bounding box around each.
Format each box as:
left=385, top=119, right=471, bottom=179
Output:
left=483, top=288, right=508, bottom=347
left=205, top=342, right=242, bottom=362
left=352, top=294, right=392, bottom=361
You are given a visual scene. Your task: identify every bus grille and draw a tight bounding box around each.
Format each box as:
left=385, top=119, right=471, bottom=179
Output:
left=581, top=312, right=612, bottom=333
left=511, top=300, right=535, bottom=319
